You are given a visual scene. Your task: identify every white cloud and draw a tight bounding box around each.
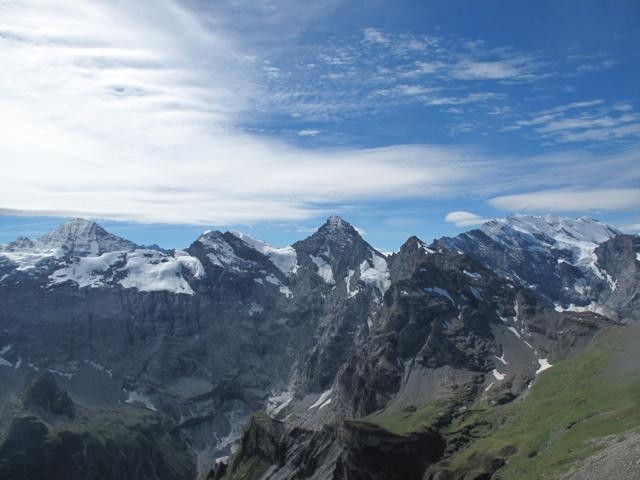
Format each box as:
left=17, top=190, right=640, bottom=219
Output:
left=394, top=84, right=438, bottom=96
left=509, top=99, right=640, bottom=144
left=0, top=1, right=494, bottom=224
left=450, top=58, right=536, bottom=81
left=489, top=189, right=640, bottom=212
left=2, top=2, right=637, bottom=226
left=398, top=60, right=443, bottom=77
left=363, top=27, right=389, bottom=45
left=554, top=123, right=640, bottom=143
left=536, top=113, right=639, bottom=134
left=425, top=92, right=503, bottom=106
left=541, top=99, right=605, bottom=115
left=297, top=129, right=320, bottom=137
left=445, top=211, right=491, bottom=227
left=619, top=223, right=640, bottom=234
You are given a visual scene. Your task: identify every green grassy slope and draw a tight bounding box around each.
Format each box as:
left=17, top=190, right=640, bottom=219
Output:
left=368, top=325, right=640, bottom=479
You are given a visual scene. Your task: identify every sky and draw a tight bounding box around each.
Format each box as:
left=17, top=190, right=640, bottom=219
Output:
left=0, top=0, right=639, bottom=250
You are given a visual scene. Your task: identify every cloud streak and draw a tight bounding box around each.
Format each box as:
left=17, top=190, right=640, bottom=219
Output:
left=489, top=189, right=640, bottom=213
left=445, top=211, right=491, bottom=227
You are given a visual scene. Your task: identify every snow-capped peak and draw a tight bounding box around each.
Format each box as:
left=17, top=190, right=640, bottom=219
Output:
left=483, top=215, right=618, bottom=247
left=480, top=214, right=620, bottom=268
left=229, top=231, right=298, bottom=275
left=320, top=216, right=359, bottom=235
left=37, top=218, right=137, bottom=257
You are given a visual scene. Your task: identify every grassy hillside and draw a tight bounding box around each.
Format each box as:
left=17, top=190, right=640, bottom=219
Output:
left=369, top=325, right=640, bottom=479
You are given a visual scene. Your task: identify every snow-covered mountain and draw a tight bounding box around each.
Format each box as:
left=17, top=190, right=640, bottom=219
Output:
left=436, top=214, right=632, bottom=318
left=0, top=214, right=638, bottom=480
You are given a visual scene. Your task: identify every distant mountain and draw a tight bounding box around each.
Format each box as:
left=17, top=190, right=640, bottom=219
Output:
left=0, top=214, right=638, bottom=479
left=436, top=214, right=636, bottom=320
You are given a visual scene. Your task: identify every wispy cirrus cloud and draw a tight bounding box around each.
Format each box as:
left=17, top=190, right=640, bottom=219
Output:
left=1, top=0, right=637, bottom=227
left=363, top=27, right=390, bottom=45
left=506, top=99, right=640, bottom=144
left=0, top=0, right=491, bottom=224
left=450, top=57, right=538, bottom=81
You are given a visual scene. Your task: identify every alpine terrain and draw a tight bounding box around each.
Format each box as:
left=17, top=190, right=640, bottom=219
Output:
left=0, top=214, right=638, bottom=480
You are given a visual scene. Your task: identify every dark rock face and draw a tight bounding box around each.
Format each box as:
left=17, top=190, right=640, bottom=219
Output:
left=289, top=217, right=388, bottom=394
left=335, top=420, right=445, bottom=480
left=23, top=372, right=75, bottom=418
left=222, top=413, right=286, bottom=480
left=0, top=374, right=196, bottom=480
left=593, top=234, right=640, bottom=321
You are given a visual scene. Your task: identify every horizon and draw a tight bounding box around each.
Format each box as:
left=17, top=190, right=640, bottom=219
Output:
left=0, top=211, right=631, bottom=253
left=1, top=0, right=639, bottom=250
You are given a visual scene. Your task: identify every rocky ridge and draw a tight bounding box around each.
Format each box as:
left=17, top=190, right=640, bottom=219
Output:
left=0, top=214, right=637, bottom=479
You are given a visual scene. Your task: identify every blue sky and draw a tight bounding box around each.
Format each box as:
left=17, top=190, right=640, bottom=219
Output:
left=0, top=0, right=639, bottom=250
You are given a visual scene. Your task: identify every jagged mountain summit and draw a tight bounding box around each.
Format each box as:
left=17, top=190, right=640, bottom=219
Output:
left=0, top=214, right=638, bottom=480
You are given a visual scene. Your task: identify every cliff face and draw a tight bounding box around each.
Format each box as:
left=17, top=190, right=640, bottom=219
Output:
left=0, top=373, right=196, bottom=480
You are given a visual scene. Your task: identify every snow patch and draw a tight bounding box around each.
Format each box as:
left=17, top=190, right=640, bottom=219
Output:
left=49, top=249, right=204, bottom=295
left=507, top=326, right=521, bottom=338
left=469, top=286, right=483, bottom=300
left=265, top=274, right=281, bottom=286
left=424, top=287, right=454, bottom=304
left=359, top=253, right=390, bottom=293
left=309, top=388, right=332, bottom=410
left=463, top=270, right=482, bottom=279
left=119, top=251, right=201, bottom=295
left=84, top=360, right=113, bottom=378
left=125, top=390, right=157, bottom=411
left=231, top=231, right=298, bottom=275
left=495, top=353, right=508, bottom=365
left=345, top=269, right=359, bottom=298
left=248, top=302, right=264, bottom=316
left=279, top=286, right=293, bottom=298
left=311, top=255, right=335, bottom=285
left=554, top=302, right=607, bottom=315
left=492, top=369, right=505, bottom=381
left=536, top=358, right=553, bottom=375
left=573, top=277, right=587, bottom=295
left=48, top=368, right=75, bottom=380
left=267, top=391, right=294, bottom=417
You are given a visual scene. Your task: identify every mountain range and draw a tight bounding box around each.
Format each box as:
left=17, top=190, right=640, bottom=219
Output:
left=0, top=214, right=638, bottom=480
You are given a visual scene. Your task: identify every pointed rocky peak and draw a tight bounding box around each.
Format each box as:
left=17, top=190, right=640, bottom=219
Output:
left=293, top=216, right=390, bottom=292
left=298, top=216, right=365, bottom=255
left=3, top=236, right=36, bottom=251
left=36, top=218, right=137, bottom=257
left=191, top=229, right=262, bottom=272
left=193, top=230, right=235, bottom=260
left=388, top=235, right=435, bottom=283
left=294, top=216, right=359, bottom=252
left=316, top=215, right=361, bottom=238
left=399, top=236, right=435, bottom=256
